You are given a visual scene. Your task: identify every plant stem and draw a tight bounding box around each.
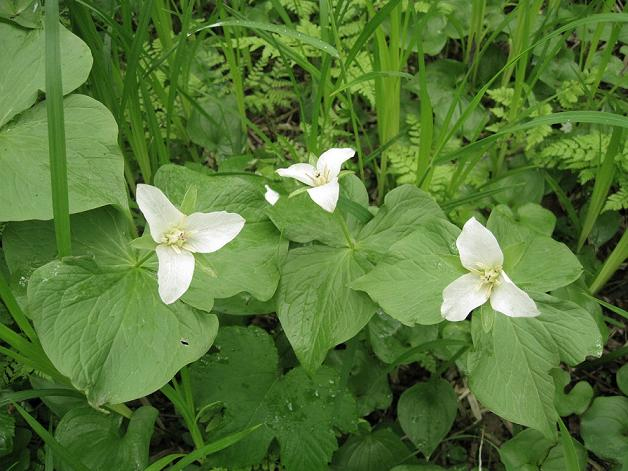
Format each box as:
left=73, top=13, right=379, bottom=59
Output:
left=45, top=0, right=72, bottom=257
left=336, top=213, right=355, bottom=249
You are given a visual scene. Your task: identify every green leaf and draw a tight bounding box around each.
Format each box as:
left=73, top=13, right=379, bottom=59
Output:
left=0, top=407, right=15, bottom=458
left=617, top=364, right=628, bottom=396
left=367, top=311, right=439, bottom=365
left=469, top=314, right=559, bottom=438
left=0, top=21, right=91, bottom=127
left=190, top=326, right=358, bottom=471
left=357, top=185, right=444, bottom=262
left=26, top=207, right=218, bottom=407
left=551, top=369, right=594, bottom=417
left=54, top=406, right=157, bottom=471
left=154, top=164, right=267, bottom=223
left=187, top=94, right=246, bottom=158
left=268, top=176, right=367, bottom=247
left=397, top=379, right=458, bottom=458
left=352, top=219, right=464, bottom=325
left=0, top=0, right=42, bottom=28
left=277, top=245, right=377, bottom=371
left=487, top=206, right=582, bottom=292
left=189, top=220, right=287, bottom=302
left=499, top=428, right=587, bottom=471
left=533, top=293, right=603, bottom=365
left=0, top=94, right=128, bottom=222
left=580, top=396, right=628, bottom=465
left=326, top=338, right=393, bottom=416
left=332, top=427, right=413, bottom=471
left=153, top=164, right=287, bottom=305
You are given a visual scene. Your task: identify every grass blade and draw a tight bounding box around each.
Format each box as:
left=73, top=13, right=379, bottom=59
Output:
left=557, top=417, right=582, bottom=470
left=577, top=127, right=623, bottom=251
left=191, top=19, right=339, bottom=58
left=13, top=403, right=91, bottom=471
left=589, top=229, right=628, bottom=295
left=45, top=0, right=71, bottom=257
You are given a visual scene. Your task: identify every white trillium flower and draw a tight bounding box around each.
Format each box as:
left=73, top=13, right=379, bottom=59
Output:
left=136, top=184, right=245, bottom=305
left=441, top=217, right=540, bottom=321
left=264, top=185, right=280, bottom=206
left=276, top=147, right=355, bottom=213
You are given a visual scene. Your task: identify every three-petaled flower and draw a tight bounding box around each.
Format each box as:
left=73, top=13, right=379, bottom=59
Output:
left=276, top=148, right=355, bottom=213
left=441, top=217, right=540, bottom=321
left=136, top=184, right=245, bottom=305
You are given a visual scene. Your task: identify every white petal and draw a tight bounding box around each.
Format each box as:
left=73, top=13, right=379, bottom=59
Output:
left=441, top=273, right=491, bottom=322
left=307, top=178, right=339, bottom=213
left=456, top=217, right=504, bottom=271
left=490, top=272, right=540, bottom=318
left=276, top=163, right=317, bottom=186
left=183, top=211, right=245, bottom=253
left=316, top=147, right=355, bottom=178
left=136, top=184, right=186, bottom=243
left=156, top=245, right=195, bottom=304
left=264, top=185, right=280, bottom=206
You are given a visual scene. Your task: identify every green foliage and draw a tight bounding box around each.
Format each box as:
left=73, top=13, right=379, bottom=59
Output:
left=190, top=326, right=358, bottom=471
left=580, top=396, right=628, bottom=467
left=532, top=131, right=628, bottom=211
left=54, top=406, right=157, bottom=471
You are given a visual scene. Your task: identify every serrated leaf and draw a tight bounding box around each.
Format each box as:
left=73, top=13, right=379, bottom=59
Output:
left=352, top=219, right=464, bottom=325
left=26, top=207, right=218, bottom=406
left=277, top=245, right=377, bottom=371
left=190, top=326, right=358, bottom=471
left=397, top=379, right=458, bottom=457
left=326, top=338, right=393, bottom=415
left=54, top=406, right=157, bottom=471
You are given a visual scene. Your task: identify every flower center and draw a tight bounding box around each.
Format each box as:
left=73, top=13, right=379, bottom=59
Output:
left=163, top=227, right=187, bottom=248
left=478, top=266, right=502, bottom=292
left=312, top=168, right=331, bottom=186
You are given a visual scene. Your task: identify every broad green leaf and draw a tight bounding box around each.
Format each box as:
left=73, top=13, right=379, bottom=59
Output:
left=533, top=293, right=603, bottom=365
left=154, top=164, right=267, bottom=223
left=153, top=164, right=287, bottom=304
left=357, top=185, right=444, bottom=261
left=487, top=206, right=582, bottom=292
left=191, top=326, right=279, bottom=468
left=190, top=326, right=358, bottom=471
left=277, top=245, right=377, bottom=371
left=54, top=406, right=157, bottom=471
left=27, top=208, right=218, bottom=407
left=332, top=427, right=413, bottom=471
left=187, top=94, right=246, bottom=158
left=469, top=314, right=558, bottom=438
left=499, top=428, right=587, bottom=471
left=397, top=379, right=458, bottom=458
left=617, top=364, right=628, bottom=396
left=516, top=203, right=557, bottom=237
left=367, top=311, right=439, bottom=365
left=326, top=338, right=393, bottom=415
left=580, top=396, right=628, bottom=465
left=0, top=94, right=128, bottom=222
left=0, top=407, right=15, bottom=457
left=0, top=21, right=91, bottom=127
left=390, top=466, right=446, bottom=471
left=187, top=220, right=287, bottom=302
left=551, top=369, right=593, bottom=417
left=0, top=0, right=42, bottom=28
left=212, top=293, right=276, bottom=316
left=268, top=176, right=367, bottom=247
left=352, top=219, right=464, bottom=325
